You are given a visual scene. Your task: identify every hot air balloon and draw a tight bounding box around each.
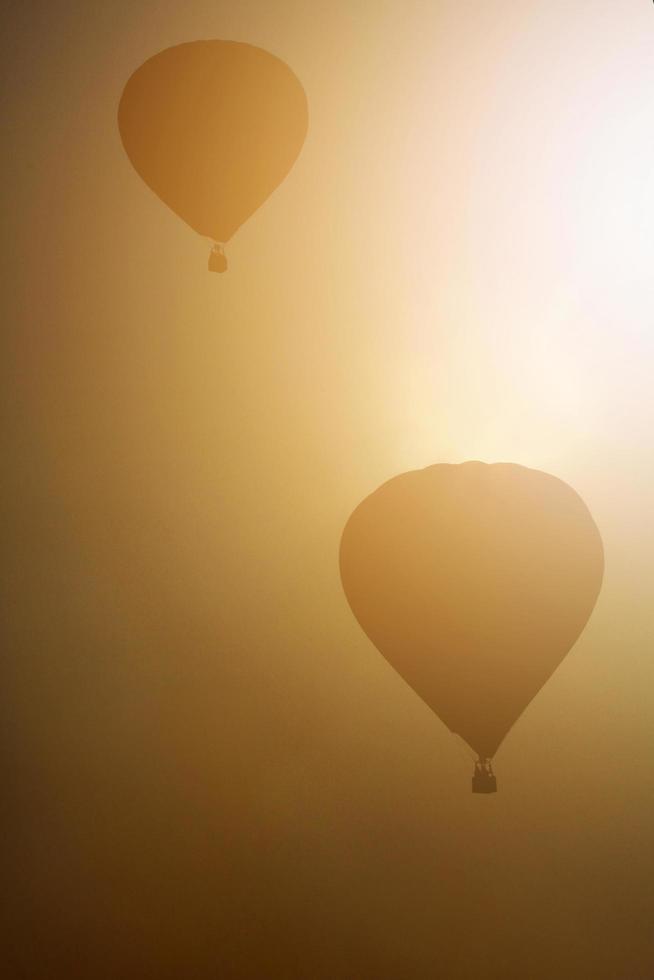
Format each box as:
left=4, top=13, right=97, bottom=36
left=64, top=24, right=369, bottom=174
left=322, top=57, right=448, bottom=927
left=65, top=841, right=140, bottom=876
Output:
left=339, top=462, right=604, bottom=793
left=118, top=41, right=308, bottom=272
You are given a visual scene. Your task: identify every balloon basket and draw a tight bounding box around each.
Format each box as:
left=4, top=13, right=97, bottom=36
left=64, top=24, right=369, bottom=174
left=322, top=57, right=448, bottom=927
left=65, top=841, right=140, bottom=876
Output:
left=209, top=243, right=227, bottom=273
left=472, top=759, right=497, bottom=794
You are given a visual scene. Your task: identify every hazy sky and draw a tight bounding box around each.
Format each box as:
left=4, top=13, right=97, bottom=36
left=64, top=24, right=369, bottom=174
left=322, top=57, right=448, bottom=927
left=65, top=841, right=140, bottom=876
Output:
left=3, top=2, right=654, bottom=978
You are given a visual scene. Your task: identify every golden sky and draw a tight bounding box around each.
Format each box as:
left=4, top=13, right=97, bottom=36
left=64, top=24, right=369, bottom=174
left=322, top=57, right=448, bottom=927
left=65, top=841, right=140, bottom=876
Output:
left=3, top=2, right=654, bottom=977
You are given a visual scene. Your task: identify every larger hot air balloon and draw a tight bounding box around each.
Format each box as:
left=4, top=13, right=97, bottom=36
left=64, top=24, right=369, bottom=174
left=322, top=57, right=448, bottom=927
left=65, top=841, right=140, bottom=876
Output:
left=118, top=41, right=308, bottom=271
left=339, top=462, right=604, bottom=793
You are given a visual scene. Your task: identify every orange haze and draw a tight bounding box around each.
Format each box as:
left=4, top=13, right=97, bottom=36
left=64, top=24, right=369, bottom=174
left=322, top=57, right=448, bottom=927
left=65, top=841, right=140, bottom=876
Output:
left=3, top=2, right=654, bottom=978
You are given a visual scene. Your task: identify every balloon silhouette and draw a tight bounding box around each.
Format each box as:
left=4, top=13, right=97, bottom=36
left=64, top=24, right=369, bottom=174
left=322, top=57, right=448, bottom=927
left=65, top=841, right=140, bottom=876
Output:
left=339, top=462, right=604, bottom=792
left=118, top=41, right=309, bottom=272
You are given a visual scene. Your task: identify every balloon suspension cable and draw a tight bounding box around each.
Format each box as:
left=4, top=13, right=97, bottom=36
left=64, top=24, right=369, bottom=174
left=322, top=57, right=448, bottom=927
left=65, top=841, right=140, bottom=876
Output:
left=208, top=241, right=228, bottom=273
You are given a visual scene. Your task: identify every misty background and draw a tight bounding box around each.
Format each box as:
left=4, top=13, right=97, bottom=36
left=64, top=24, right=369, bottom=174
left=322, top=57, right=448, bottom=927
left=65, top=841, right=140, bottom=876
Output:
left=3, top=1, right=654, bottom=977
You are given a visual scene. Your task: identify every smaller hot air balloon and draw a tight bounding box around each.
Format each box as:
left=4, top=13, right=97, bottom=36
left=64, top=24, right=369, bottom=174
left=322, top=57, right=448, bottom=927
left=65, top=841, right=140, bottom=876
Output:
left=339, top=462, right=604, bottom=793
left=118, top=41, right=309, bottom=272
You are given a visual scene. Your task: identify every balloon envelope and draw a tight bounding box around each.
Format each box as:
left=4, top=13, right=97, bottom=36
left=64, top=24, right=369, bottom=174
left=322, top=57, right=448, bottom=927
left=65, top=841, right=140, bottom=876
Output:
left=339, top=462, right=604, bottom=759
left=118, top=41, right=308, bottom=248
